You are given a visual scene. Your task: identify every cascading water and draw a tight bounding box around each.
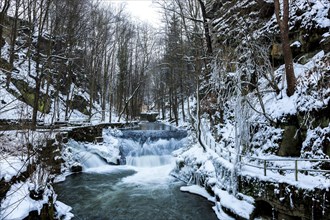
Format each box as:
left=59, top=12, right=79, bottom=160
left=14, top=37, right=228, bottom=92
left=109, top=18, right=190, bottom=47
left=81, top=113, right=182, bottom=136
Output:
left=121, top=137, right=185, bottom=167
left=77, top=151, right=108, bottom=168
left=67, top=140, right=108, bottom=170
left=116, top=122, right=188, bottom=169
left=55, top=123, right=217, bottom=219
left=126, top=154, right=174, bottom=167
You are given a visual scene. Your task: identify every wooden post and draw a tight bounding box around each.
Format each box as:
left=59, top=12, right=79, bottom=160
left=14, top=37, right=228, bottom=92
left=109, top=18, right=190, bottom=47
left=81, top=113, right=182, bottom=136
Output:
left=295, top=160, right=298, bottom=181
left=264, top=160, right=267, bottom=176
left=229, top=152, right=231, bottom=163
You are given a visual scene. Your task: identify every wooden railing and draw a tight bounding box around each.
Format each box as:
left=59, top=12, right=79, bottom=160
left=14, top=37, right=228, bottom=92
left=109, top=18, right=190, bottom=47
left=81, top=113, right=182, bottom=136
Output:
left=199, top=120, right=330, bottom=181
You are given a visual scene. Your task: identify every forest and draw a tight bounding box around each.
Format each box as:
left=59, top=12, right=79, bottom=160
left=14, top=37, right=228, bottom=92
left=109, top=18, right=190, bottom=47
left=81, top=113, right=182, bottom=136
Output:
left=0, top=0, right=330, bottom=219
left=0, top=0, right=212, bottom=128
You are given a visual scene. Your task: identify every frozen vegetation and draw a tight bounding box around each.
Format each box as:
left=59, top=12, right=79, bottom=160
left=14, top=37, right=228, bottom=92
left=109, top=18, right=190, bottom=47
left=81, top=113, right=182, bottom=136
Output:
left=1, top=0, right=330, bottom=219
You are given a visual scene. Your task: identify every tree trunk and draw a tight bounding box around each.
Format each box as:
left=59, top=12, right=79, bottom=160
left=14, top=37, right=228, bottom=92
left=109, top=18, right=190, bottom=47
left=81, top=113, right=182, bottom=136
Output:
left=169, top=87, right=173, bottom=120
left=173, top=94, right=179, bottom=126
left=180, top=82, right=185, bottom=122
left=161, top=97, right=165, bottom=120
left=31, top=34, right=42, bottom=130
left=108, top=52, right=116, bottom=123
left=196, top=79, right=206, bottom=152
left=281, top=31, right=296, bottom=96
left=0, top=0, right=10, bottom=56
left=274, top=0, right=296, bottom=97
left=7, top=0, right=19, bottom=88
left=197, top=0, right=213, bottom=56
left=64, top=71, right=72, bottom=121
left=117, top=83, right=141, bottom=122
left=31, top=78, right=41, bottom=130
left=102, top=50, right=111, bottom=122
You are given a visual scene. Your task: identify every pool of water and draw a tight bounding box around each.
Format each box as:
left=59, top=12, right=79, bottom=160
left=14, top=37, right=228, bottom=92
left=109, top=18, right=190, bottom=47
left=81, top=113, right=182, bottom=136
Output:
left=54, top=166, right=217, bottom=220
left=55, top=123, right=216, bottom=219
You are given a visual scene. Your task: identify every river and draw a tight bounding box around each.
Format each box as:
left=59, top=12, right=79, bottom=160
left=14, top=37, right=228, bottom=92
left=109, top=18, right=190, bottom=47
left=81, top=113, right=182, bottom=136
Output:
left=54, top=122, right=217, bottom=219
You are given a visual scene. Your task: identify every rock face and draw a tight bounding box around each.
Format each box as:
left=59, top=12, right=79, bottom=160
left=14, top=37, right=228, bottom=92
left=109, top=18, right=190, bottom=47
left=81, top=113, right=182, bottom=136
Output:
left=68, top=125, right=103, bottom=142
left=206, top=0, right=330, bottom=64
left=174, top=152, right=330, bottom=220
left=70, top=95, right=90, bottom=115
left=205, top=0, right=330, bottom=159
left=191, top=3, right=330, bottom=218
left=10, top=78, right=52, bottom=114
left=278, top=125, right=302, bottom=156
left=140, top=112, right=159, bottom=122
left=67, top=123, right=139, bottom=142
left=239, top=176, right=330, bottom=220
left=70, top=164, right=83, bottom=173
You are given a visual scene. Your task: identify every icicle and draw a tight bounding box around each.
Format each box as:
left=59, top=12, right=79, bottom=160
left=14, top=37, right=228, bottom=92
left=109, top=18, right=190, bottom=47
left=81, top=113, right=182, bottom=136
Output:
left=322, top=193, right=326, bottom=216
left=289, top=192, right=294, bottom=209
left=231, top=61, right=252, bottom=195
left=187, top=175, right=193, bottom=185
left=312, top=197, right=315, bottom=220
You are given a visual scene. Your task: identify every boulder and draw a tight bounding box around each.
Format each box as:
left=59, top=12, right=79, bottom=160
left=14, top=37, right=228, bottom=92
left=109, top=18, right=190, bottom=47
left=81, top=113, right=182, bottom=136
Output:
left=70, top=164, right=82, bottom=173
left=278, top=125, right=302, bottom=157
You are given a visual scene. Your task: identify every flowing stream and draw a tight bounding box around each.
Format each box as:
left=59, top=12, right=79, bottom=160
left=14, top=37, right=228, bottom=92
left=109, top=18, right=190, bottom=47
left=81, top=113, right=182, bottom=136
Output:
left=54, top=122, right=217, bottom=219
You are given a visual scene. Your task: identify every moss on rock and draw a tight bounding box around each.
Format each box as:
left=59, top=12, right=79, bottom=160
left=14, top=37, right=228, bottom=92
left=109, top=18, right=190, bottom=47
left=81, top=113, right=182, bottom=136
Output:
left=9, top=78, right=51, bottom=113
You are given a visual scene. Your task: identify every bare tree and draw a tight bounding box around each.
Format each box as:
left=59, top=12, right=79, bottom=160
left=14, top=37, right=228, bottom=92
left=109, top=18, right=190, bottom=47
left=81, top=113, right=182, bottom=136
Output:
left=274, top=0, right=296, bottom=96
left=0, top=0, right=10, bottom=55
left=196, top=0, right=212, bottom=56
left=23, top=0, right=52, bottom=130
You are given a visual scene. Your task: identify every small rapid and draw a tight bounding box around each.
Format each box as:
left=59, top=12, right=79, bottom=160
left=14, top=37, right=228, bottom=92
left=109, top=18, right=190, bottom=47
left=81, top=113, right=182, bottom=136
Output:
left=120, top=137, right=186, bottom=167
left=126, top=155, right=174, bottom=167
left=54, top=122, right=217, bottom=219
left=77, top=151, right=108, bottom=168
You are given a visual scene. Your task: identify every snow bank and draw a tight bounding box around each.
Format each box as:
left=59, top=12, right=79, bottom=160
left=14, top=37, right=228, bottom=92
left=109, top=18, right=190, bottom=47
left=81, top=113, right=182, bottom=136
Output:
left=180, top=184, right=214, bottom=201
left=54, top=201, right=74, bottom=220
left=0, top=156, right=27, bottom=181
left=213, top=187, right=254, bottom=220
left=173, top=141, right=255, bottom=219
left=0, top=182, right=51, bottom=220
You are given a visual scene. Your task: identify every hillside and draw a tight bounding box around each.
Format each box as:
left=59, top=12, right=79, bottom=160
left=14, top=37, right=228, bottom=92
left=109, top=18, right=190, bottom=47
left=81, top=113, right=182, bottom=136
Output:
left=202, top=0, right=330, bottom=158
left=0, top=27, right=98, bottom=125
left=0, top=0, right=330, bottom=219
left=170, top=0, right=330, bottom=219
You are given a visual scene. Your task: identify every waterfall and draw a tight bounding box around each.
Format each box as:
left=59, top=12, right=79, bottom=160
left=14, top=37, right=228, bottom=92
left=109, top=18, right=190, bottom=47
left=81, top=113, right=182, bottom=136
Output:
left=78, top=151, right=107, bottom=168
left=67, top=140, right=108, bottom=170
left=66, top=123, right=187, bottom=171
left=121, top=137, right=186, bottom=168
left=126, top=155, right=174, bottom=167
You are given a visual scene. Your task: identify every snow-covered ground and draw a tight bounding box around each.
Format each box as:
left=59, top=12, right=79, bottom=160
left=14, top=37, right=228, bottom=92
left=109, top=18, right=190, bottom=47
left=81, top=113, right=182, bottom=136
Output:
left=168, top=50, right=330, bottom=219
left=1, top=7, right=329, bottom=218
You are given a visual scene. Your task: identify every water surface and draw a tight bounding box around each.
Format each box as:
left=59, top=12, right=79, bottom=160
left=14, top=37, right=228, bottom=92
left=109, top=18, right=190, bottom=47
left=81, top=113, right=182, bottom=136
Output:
left=54, top=167, right=217, bottom=220
left=55, top=123, right=216, bottom=220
